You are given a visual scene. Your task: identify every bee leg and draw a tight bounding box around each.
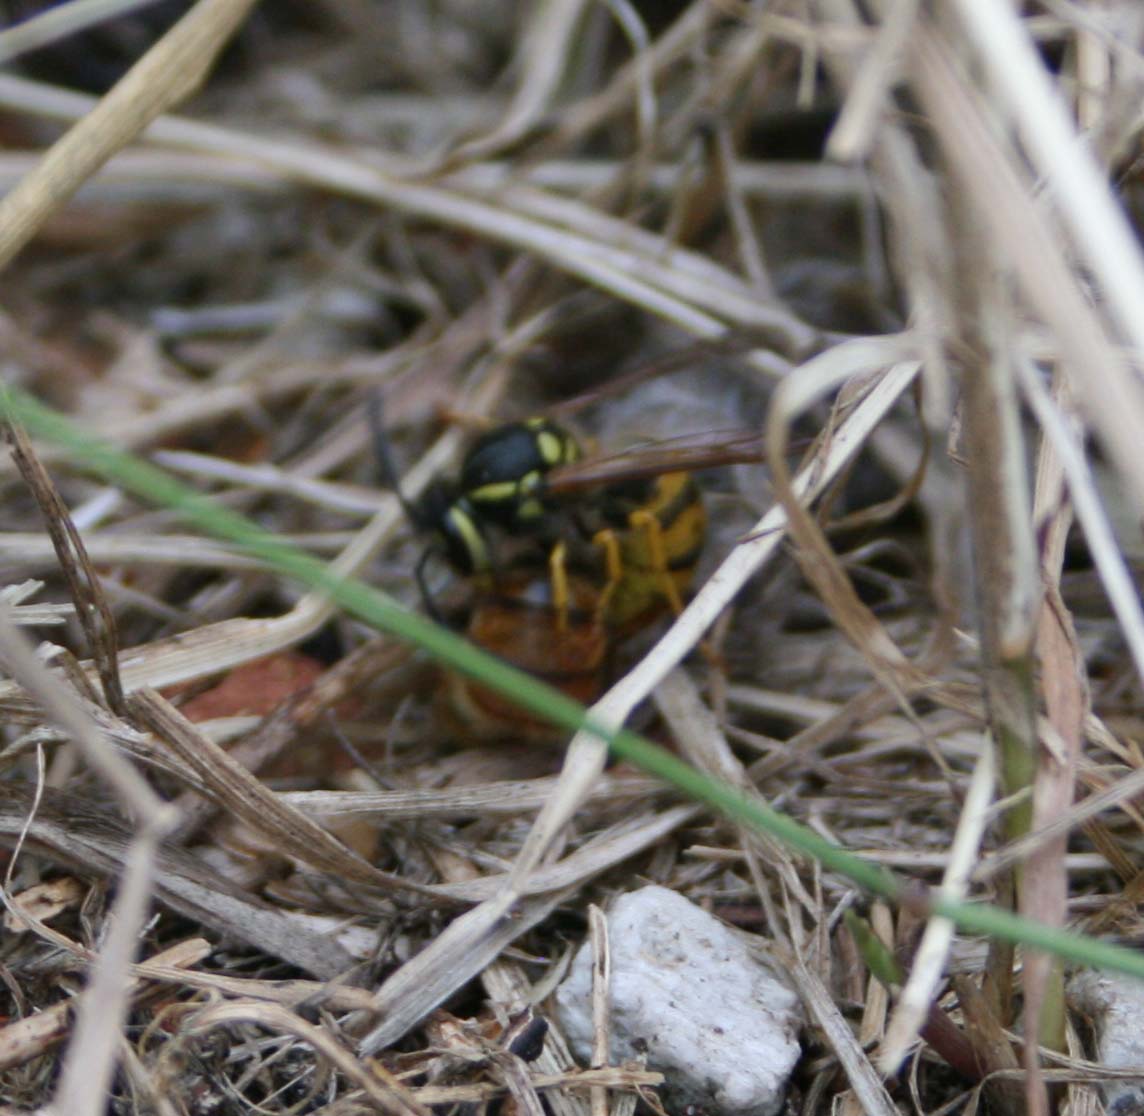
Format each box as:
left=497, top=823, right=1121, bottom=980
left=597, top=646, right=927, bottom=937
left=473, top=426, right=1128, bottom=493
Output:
left=628, top=508, right=685, bottom=616
left=548, top=540, right=571, bottom=633
left=590, top=527, right=624, bottom=624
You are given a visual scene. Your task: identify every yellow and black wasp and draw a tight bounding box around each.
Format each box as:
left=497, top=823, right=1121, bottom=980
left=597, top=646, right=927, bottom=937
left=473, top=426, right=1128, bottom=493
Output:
left=369, top=395, right=764, bottom=731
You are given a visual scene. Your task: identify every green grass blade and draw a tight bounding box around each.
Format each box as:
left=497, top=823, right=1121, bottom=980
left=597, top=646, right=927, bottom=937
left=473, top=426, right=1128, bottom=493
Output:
left=3, top=384, right=1143, bottom=983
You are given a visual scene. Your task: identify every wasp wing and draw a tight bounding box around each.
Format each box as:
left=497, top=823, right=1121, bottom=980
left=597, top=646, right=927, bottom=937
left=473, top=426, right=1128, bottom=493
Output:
left=543, top=429, right=767, bottom=494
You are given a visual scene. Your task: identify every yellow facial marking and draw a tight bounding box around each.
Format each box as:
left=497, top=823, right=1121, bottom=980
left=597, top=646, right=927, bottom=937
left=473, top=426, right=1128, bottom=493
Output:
left=535, top=430, right=564, bottom=467
left=447, top=506, right=488, bottom=570
left=470, top=481, right=515, bottom=503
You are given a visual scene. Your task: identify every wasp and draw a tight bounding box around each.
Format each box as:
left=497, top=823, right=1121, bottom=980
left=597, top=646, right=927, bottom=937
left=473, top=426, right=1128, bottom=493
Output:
left=370, top=398, right=756, bottom=628
left=369, top=396, right=764, bottom=729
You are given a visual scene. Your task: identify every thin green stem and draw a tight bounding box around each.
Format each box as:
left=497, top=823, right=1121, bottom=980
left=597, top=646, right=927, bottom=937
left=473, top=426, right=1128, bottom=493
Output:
left=4, top=385, right=1144, bottom=983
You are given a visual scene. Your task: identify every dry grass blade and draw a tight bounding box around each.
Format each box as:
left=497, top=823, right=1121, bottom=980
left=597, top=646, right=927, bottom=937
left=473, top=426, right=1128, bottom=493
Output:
left=791, top=955, right=898, bottom=1116
left=977, top=762, right=1144, bottom=885
left=0, top=0, right=165, bottom=63
left=826, top=0, right=920, bottom=163
left=0, top=609, right=176, bottom=1116
left=654, top=669, right=808, bottom=918
left=1014, top=355, right=1144, bottom=683
left=950, top=0, right=1144, bottom=407
left=434, top=0, right=592, bottom=170
left=128, top=687, right=437, bottom=897
left=908, top=18, right=1144, bottom=520
left=358, top=805, right=700, bottom=1052
left=429, top=804, right=703, bottom=903
left=0, top=148, right=871, bottom=204
left=187, top=1000, right=430, bottom=1116
left=948, top=179, right=1043, bottom=1079
left=587, top=903, right=611, bottom=1116
left=410, top=1067, right=664, bottom=1108
left=126, top=964, right=378, bottom=1013
left=0, top=530, right=330, bottom=573
left=0, top=0, right=260, bottom=271
left=504, top=352, right=920, bottom=893
left=0, top=937, right=208, bottom=1073
left=5, top=420, right=124, bottom=712
left=1021, top=368, right=1086, bottom=1071
left=880, top=740, right=995, bottom=1073
left=0, top=782, right=355, bottom=979
left=278, top=772, right=663, bottom=823
left=815, top=0, right=956, bottom=423
left=765, top=345, right=925, bottom=705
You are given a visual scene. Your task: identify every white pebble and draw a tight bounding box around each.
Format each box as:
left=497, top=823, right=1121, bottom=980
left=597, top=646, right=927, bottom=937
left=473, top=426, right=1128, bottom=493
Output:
left=1069, top=971, right=1144, bottom=1115
left=555, top=885, right=802, bottom=1116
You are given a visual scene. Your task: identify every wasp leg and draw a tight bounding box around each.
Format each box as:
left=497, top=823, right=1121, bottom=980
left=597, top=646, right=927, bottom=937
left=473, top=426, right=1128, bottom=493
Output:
left=590, top=527, right=624, bottom=624
left=627, top=507, right=721, bottom=670
left=628, top=508, right=685, bottom=616
left=416, top=546, right=493, bottom=627
left=548, top=540, right=571, bottom=633
left=414, top=547, right=448, bottom=624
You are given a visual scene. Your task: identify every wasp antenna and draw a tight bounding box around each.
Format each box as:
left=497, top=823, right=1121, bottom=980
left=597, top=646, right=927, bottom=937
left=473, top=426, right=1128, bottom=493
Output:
left=366, top=391, right=423, bottom=528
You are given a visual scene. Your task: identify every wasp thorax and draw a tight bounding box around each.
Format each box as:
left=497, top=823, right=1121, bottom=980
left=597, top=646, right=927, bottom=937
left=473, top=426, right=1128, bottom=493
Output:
left=460, top=419, right=581, bottom=528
